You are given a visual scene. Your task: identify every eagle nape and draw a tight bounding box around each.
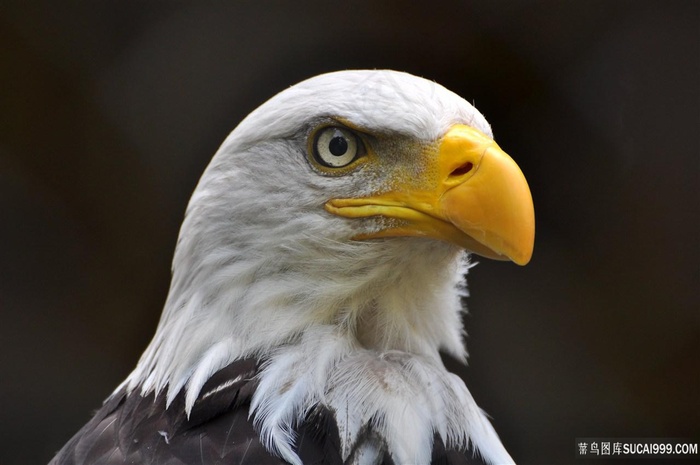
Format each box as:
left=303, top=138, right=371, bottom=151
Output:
left=51, top=70, right=534, bottom=465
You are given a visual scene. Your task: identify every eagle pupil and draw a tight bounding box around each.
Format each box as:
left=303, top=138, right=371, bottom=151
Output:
left=329, top=134, right=348, bottom=156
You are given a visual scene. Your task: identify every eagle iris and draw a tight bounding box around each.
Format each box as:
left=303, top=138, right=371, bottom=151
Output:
left=313, top=126, right=360, bottom=168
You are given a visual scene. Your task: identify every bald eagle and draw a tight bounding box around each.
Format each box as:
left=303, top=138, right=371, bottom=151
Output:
left=51, top=70, right=534, bottom=465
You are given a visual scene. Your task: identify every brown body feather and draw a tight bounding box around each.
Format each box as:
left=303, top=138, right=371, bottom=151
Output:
left=50, top=359, right=484, bottom=465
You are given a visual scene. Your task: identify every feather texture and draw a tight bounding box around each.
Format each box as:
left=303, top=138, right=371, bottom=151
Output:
left=51, top=360, right=491, bottom=465
left=52, top=70, right=515, bottom=464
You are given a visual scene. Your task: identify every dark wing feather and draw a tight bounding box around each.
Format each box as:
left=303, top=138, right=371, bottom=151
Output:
left=50, top=359, right=490, bottom=465
left=50, top=359, right=285, bottom=465
left=430, top=434, right=489, bottom=465
left=295, top=406, right=343, bottom=465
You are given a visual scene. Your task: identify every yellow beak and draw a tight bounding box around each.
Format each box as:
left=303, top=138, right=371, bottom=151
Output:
left=325, top=125, right=535, bottom=265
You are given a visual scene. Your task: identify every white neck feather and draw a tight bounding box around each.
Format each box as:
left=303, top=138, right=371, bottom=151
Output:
left=251, top=326, right=513, bottom=465
left=124, top=229, right=469, bottom=399
left=119, top=228, right=512, bottom=463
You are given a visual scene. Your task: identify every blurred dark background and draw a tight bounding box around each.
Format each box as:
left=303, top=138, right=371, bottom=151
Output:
left=1, top=1, right=698, bottom=464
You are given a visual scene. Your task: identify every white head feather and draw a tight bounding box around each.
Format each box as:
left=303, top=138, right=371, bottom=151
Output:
left=120, top=70, right=513, bottom=465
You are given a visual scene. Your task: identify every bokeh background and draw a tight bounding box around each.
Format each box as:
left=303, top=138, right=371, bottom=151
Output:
left=1, top=1, right=698, bottom=464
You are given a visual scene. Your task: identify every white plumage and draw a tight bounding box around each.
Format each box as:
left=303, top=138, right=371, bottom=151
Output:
left=104, top=70, right=535, bottom=465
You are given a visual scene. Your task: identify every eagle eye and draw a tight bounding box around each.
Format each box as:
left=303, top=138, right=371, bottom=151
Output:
left=312, top=126, right=363, bottom=168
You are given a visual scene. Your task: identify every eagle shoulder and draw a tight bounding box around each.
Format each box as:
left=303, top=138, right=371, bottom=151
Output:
left=49, top=359, right=283, bottom=465
left=50, top=357, right=486, bottom=465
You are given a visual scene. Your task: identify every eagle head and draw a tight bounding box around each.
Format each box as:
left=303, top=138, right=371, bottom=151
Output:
left=123, top=70, right=534, bottom=465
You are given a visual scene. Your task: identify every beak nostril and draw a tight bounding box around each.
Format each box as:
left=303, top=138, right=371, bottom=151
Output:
left=451, top=162, right=474, bottom=177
